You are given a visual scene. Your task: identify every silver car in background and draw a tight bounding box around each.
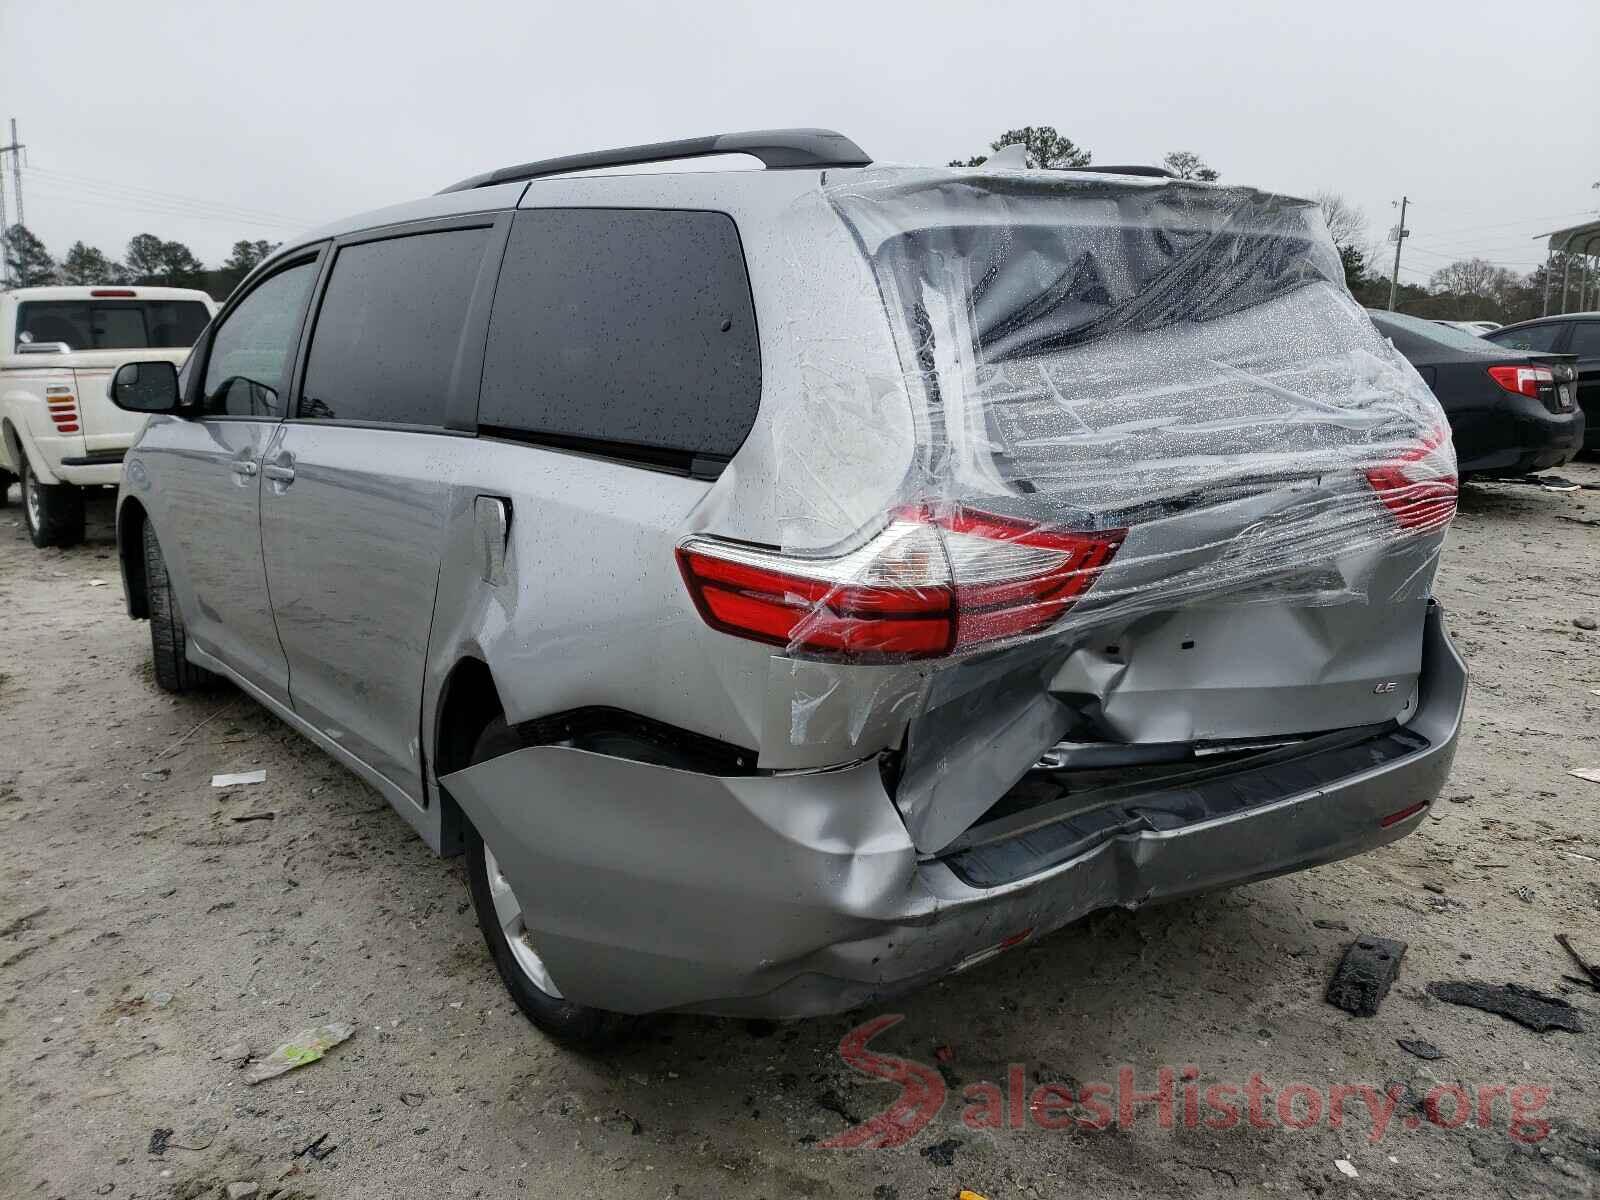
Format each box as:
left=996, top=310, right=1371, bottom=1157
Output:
left=112, top=129, right=1466, bottom=1043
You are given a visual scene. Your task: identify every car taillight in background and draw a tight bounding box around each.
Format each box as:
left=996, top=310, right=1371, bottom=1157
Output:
left=677, top=507, right=1125, bottom=660
left=1486, top=364, right=1553, bottom=401
left=1364, top=427, right=1457, bottom=534
left=44, top=385, right=80, bottom=435
left=1488, top=361, right=1576, bottom=413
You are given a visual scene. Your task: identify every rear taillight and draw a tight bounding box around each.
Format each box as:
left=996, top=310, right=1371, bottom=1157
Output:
left=1364, top=427, right=1456, bottom=534
left=677, top=507, right=1125, bottom=660
left=1486, top=364, right=1553, bottom=400
left=45, top=385, right=80, bottom=435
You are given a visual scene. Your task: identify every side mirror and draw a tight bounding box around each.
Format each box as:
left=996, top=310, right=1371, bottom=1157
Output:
left=109, top=360, right=182, bottom=414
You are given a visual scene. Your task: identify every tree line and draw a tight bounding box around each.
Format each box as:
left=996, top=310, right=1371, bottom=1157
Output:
left=2, top=224, right=278, bottom=301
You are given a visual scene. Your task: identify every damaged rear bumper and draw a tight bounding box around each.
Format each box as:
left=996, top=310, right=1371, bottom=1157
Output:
left=440, top=603, right=1465, bottom=1019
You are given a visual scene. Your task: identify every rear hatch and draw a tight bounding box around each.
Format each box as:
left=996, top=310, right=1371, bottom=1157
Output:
left=688, top=170, right=1455, bottom=853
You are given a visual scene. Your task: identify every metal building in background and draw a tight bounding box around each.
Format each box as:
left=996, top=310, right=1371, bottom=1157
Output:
left=1539, top=218, right=1600, bottom=315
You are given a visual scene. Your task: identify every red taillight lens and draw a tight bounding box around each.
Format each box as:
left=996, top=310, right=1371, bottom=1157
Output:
left=1364, top=427, right=1456, bottom=534
left=46, top=389, right=80, bottom=436
left=1486, top=364, right=1553, bottom=400
left=677, top=509, right=1124, bottom=661
left=90, top=288, right=137, bottom=298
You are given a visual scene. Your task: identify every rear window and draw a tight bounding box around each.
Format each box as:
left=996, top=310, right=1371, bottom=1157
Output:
left=15, top=300, right=210, bottom=350
left=826, top=173, right=1441, bottom=512
left=1368, top=310, right=1499, bottom=355
left=478, top=208, right=761, bottom=461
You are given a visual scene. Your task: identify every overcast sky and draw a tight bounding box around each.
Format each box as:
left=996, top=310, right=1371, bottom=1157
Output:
left=2, top=0, right=1596, bottom=283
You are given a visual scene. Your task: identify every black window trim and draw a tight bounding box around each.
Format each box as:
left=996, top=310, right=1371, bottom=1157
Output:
left=285, top=211, right=514, bottom=434
left=186, top=244, right=331, bottom=421
left=472, top=204, right=763, bottom=478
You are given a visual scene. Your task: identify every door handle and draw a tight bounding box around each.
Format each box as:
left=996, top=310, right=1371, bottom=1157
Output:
left=263, top=464, right=296, bottom=482
left=230, top=460, right=259, bottom=477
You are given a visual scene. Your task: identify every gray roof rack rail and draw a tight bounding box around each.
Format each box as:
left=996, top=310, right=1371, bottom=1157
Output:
left=439, top=128, right=872, bottom=194
left=1061, top=164, right=1177, bottom=179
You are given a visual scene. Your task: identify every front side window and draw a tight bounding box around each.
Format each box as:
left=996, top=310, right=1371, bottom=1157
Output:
left=16, top=300, right=211, bottom=351
left=202, top=261, right=319, bottom=417
left=1488, top=323, right=1565, bottom=353
left=298, top=227, right=490, bottom=427
left=478, top=208, right=761, bottom=460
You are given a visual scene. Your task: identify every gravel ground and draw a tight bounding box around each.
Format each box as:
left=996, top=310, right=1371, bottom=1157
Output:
left=2, top=467, right=1598, bottom=1200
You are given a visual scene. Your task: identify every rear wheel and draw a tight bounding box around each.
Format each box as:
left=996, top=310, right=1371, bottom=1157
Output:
left=143, top=521, right=215, bottom=693
left=463, top=718, right=624, bottom=1046
left=20, top=460, right=85, bottom=548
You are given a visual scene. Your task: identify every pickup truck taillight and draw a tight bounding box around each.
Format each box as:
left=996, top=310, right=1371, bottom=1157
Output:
left=44, top=385, right=80, bottom=435
left=1364, top=427, right=1456, bottom=534
left=677, top=507, right=1125, bottom=661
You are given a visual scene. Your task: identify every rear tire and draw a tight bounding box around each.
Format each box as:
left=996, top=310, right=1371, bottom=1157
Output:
left=143, top=521, right=215, bottom=693
left=21, top=460, right=85, bottom=548
left=463, top=718, right=626, bottom=1047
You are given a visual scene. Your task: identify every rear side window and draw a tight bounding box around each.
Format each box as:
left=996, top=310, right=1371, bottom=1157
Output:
left=478, top=208, right=760, bottom=461
left=16, top=300, right=211, bottom=351
left=299, top=227, right=491, bottom=426
left=1488, top=323, right=1565, bottom=353
left=1567, top=322, right=1600, bottom=356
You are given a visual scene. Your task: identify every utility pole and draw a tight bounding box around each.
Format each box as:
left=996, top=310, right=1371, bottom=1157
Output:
left=1387, top=195, right=1409, bottom=312
left=0, top=151, right=9, bottom=288
left=0, top=117, right=24, bottom=288
left=0, top=119, right=23, bottom=229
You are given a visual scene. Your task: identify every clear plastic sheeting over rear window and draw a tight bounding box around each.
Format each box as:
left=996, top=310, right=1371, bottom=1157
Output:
left=755, top=168, right=1454, bottom=672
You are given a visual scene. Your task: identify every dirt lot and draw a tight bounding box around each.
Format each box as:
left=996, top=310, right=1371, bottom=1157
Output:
left=2, top=467, right=1598, bottom=1200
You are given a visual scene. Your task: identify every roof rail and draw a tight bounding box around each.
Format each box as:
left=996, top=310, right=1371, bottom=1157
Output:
left=439, top=128, right=872, bottom=194
left=1060, top=164, right=1177, bottom=179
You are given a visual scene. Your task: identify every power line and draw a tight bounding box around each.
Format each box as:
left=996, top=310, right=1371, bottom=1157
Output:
left=19, top=165, right=315, bottom=228
left=1403, top=244, right=1543, bottom=270
left=19, top=163, right=318, bottom=226
left=1410, top=208, right=1595, bottom=238
left=21, top=179, right=310, bottom=232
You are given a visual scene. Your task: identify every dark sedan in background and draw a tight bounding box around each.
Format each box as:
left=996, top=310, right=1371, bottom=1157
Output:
left=1367, top=310, right=1583, bottom=477
left=1484, top=312, right=1600, bottom=454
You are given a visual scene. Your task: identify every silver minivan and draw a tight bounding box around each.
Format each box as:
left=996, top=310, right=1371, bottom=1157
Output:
left=112, top=129, right=1466, bottom=1043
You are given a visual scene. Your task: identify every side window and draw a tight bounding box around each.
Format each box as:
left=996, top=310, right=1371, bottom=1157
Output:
left=1567, top=322, right=1600, bottom=357
left=203, top=261, right=318, bottom=417
left=478, top=208, right=761, bottom=460
left=1489, top=323, right=1565, bottom=353
left=298, top=227, right=490, bottom=426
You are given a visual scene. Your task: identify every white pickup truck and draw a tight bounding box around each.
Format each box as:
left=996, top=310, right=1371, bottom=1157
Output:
left=1, top=285, right=216, bottom=547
